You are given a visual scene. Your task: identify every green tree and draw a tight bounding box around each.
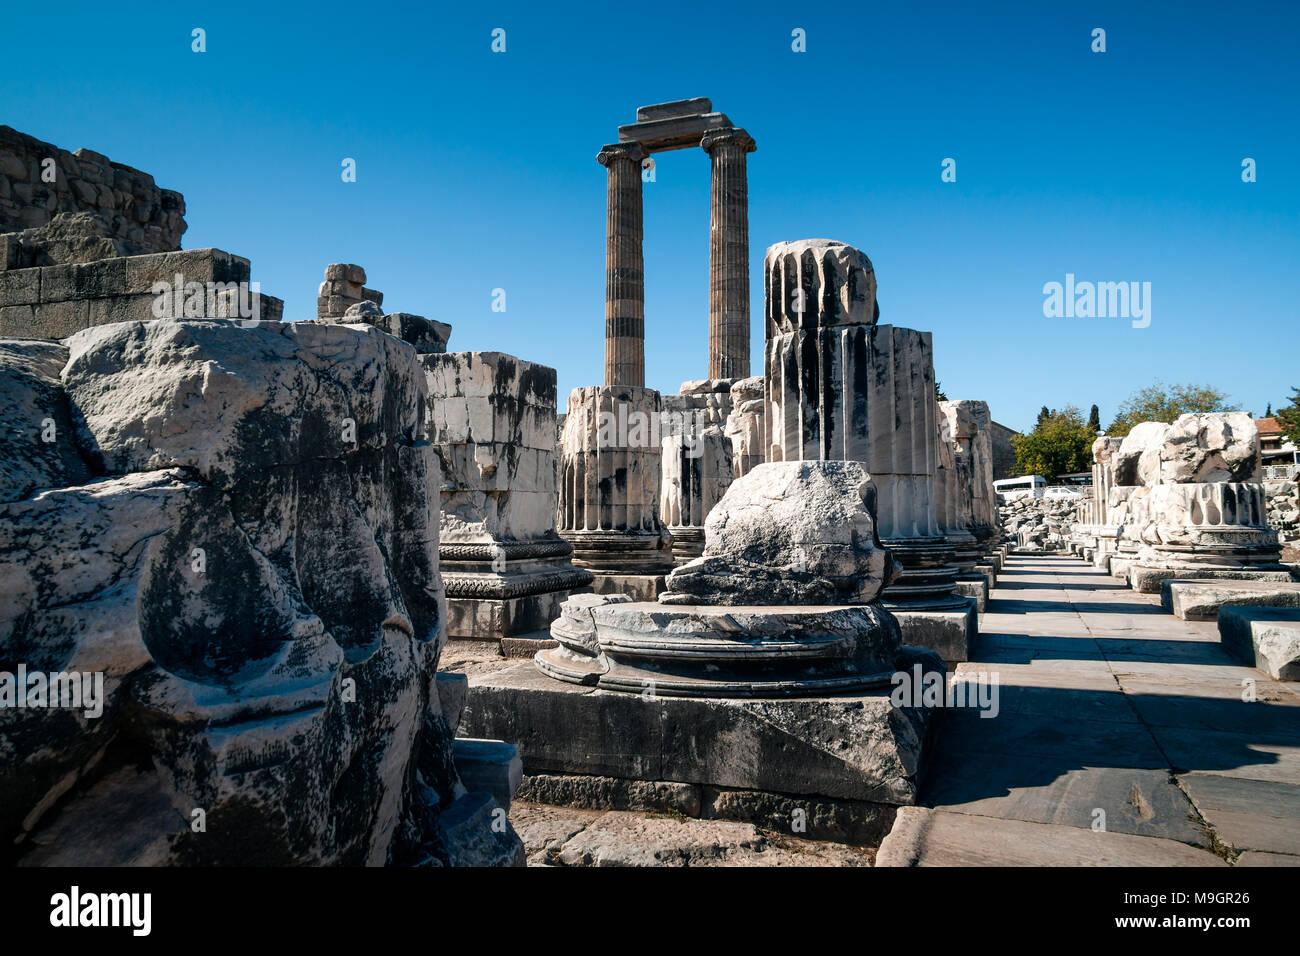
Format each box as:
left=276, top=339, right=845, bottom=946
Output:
left=1276, top=387, right=1300, bottom=446
left=1106, top=382, right=1235, bottom=437
left=1087, top=404, right=1101, bottom=432
left=1012, top=406, right=1095, bottom=478
left=935, top=380, right=948, bottom=401
left=1036, top=405, right=1051, bottom=428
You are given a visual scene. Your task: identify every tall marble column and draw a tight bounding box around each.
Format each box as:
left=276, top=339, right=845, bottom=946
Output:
left=763, top=238, right=976, bottom=662
left=701, top=128, right=755, bottom=381
left=598, top=142, right=646, bottom=387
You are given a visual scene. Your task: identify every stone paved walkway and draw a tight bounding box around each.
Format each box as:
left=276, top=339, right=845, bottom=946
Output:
left=878, top=553, right=1300, bottom=866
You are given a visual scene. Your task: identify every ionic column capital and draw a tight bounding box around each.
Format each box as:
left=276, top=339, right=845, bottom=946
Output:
left=701, top=127, right=756, bottom=155
left=597, top=142, right=646, bottom=167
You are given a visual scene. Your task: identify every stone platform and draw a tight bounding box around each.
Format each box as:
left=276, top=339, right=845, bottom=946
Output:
left=954, top=576, right=988, bottom=612
left=588, top=572, right=667, bottom=603
left=456, top=648, right=942, bottom=808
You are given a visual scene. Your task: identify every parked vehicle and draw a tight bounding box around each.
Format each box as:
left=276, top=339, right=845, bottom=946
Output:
left=994, top=475, right=1046, bottom=501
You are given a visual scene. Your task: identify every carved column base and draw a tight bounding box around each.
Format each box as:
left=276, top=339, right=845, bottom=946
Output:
left=441, top=539, right=594, bottom=640
left=667, top=526, right=706, bottom=564
left=880, top=536, right=963, bottom=609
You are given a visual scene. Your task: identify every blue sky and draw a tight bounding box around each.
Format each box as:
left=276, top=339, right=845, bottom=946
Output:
left=6, top=0, right=1297, bottom=432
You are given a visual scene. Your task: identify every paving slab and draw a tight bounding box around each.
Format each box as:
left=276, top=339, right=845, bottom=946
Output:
left=1178, top=774, right=1300, bottom=856
left=902, top=554, right=1300, bottom=867
left=876, top=808, right=1224, bottom=866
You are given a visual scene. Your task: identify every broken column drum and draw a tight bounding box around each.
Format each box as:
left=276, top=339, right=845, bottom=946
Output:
left=762, top=239, right=961, bottom=609
left=558, top=384, right=674, bottom=598
left=659, top=379, right=735, bottom=563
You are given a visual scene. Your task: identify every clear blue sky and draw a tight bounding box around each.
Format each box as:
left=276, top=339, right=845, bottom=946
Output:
left=6, top=0, right=1297, bottom=432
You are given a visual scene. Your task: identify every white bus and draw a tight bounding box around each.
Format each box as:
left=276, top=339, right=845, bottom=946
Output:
left=994, top=475, right=1047, bottom=501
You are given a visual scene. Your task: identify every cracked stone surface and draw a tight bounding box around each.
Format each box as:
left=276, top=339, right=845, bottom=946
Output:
left=880, top=553, right=1300, bottom=866
left=1, top=319, right=522, bottom=866
left=510, top=801, right=873, bottom=867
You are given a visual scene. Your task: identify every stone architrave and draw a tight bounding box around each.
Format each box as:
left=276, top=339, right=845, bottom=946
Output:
left=761, top=238, right=975, bottom=662
left=424, top=351, right=593, bottom=647
left=660, top=379, right=735, bottom=563
left=558, top=384, right=674, bottom=600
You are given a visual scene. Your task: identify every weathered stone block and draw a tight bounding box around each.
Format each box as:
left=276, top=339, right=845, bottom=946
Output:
left=1161, top=579, right=1300, bottom=621
left=460, top=653, right=941, bottom=805
left=1218, top=606, right=1300, bottom=679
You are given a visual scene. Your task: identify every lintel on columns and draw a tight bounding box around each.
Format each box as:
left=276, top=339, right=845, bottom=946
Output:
left=618, top=112, right=733, bottom=153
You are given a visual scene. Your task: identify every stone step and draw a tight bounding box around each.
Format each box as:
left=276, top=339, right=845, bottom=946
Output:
left=1217, top=606, right=1300, bottom=679
left=1160, top=579, right=1300, bottom=621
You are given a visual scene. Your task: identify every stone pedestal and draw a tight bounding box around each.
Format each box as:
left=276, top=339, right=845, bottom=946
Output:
left=762, top=239, right=973, bottom=660
left=459, top=652, right=941, bottom=809
left=425, top=351, right=594, bottom=646
left=462, top=460, right=943, bottom=816
left=559, top=384, right=674, bottom=599
left=1127, top=482, right=1287, bottom=592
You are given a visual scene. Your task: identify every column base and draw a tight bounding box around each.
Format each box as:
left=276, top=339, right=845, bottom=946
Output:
left=667, top=526, right=706, bottom=565
left=881, top=536, right=960, bottom=605
left=441, top=539, right=595, bottom=641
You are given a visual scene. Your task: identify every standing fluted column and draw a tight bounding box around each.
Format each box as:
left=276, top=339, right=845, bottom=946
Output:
left=598, top=143, right=646, bottom=387
left=701, top=128, right=756, bottom=380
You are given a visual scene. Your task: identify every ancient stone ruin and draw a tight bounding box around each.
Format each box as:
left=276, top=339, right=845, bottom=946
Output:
left=9, top=95, right=1293, bottom=872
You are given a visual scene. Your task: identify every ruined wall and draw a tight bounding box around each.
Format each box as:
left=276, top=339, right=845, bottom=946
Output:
left=0, top=126, right=185, bottom=260
left=989, top=420, right=1019, bottom=480
left=0, top=248, right=282, bottom=339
